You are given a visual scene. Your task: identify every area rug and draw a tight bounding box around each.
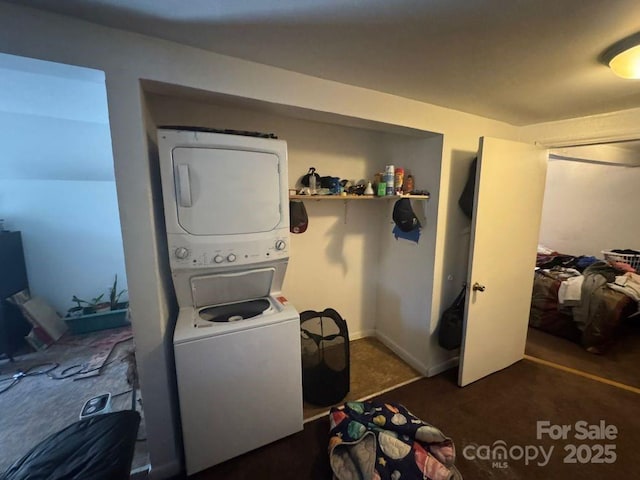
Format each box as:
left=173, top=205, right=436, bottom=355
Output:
left=0, top=326, right=147, bottom=473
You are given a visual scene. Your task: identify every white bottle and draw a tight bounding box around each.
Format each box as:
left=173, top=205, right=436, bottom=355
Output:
left=364, top=182, right=374, bottom=195
left=309, top=174, right=317, bottom=195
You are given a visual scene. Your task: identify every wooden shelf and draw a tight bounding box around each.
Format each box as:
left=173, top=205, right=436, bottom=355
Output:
left=289, top=194, right=429, bottom=201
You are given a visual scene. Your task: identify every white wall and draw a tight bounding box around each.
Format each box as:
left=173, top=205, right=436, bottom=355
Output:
left=539, top=160, right=640, bottom=256
left=0, top=180, right=127, bottom=313
left=0, top=3, right=524, bottom=476
left=376, top=135, right=443, bottom=372
left=0, top=53, right=114, bottom=181
left=0, top=53, right=127, bottom=315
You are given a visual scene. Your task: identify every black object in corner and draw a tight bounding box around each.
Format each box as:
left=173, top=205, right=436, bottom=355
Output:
left=458, top=157, right=477, bottom=219
left=438, top=284, right=466, bottom=350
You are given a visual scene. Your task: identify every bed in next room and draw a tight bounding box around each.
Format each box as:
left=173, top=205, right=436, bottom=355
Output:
left=529, top=247, right=640, bottom=354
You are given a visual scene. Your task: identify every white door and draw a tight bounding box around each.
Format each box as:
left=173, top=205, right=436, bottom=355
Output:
left=458, top=137, right=547, bottom=386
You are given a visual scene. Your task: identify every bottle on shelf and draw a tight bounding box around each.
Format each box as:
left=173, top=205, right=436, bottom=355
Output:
left=309, top=174, right=317, bottom=195
left=403, top=174, right=414, bottom=194
left=394, top=168, right=404, bottom=194
left=384, top=165, right=395, bottom=196
left=364, top=182, right=374, bottom=196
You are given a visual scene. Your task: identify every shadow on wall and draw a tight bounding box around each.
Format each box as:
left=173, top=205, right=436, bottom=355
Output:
left=325, top=215, right=350, bottom=276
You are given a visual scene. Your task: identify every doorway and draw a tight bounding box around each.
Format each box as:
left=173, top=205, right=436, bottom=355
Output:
left=0, top=53, right=147, bottom=473
left=525, top=140, right=640, bottom=389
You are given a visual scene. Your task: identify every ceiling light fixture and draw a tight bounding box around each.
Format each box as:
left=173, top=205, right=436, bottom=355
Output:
left=602, top=32, right=640, bottom=79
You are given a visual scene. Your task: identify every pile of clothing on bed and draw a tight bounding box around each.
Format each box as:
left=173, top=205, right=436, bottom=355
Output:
left=530, top=248, right=640, bottom=353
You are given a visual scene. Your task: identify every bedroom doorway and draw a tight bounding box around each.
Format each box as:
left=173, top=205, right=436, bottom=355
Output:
left=525, top=140, right=640, bottom=389
left=0, top=52, right=148, bottom=474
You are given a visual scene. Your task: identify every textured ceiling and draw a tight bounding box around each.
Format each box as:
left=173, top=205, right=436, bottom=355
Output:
left=6, top=0, right=640, bottom=125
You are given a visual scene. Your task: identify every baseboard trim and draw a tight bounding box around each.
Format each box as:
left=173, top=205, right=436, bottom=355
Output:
left=524, top=354, right=640, bottom=395
left=427, top=356, right=459, bottom=377
left=349, top=329, right=376, bottom=341
left=374, top=331, right=427, bottom=375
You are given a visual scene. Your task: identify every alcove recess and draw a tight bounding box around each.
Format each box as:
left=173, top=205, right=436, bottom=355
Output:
left=142, top=80, right=444, bottom=374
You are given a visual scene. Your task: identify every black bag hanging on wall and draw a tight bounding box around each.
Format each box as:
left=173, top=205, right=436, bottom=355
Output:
left=458, top=157, right=477, bottom=219
left=438, top=284, right=467, bottom=350
left=289, top=200, right=308, bottom=234
left=299, top=308, right=350, bottom=406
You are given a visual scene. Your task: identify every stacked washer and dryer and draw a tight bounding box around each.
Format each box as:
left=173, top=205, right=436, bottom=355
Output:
left=157, top=128, right=303, bottom=476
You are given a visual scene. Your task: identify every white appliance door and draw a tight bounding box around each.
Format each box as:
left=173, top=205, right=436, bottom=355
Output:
left=175, top=317, right=303, bottom=475
left=172, top=147, right=282, bottom=235
left=458, top=137, right=547, bottom=387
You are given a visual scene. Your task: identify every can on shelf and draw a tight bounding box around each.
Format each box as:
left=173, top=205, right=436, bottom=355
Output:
left=384, top=165, right=395, bottom=196
left=394, top=168, right=404, bottom=194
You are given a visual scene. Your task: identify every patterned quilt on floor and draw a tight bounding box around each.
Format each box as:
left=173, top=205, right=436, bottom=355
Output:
left=329, top=401, right=462, bottom=480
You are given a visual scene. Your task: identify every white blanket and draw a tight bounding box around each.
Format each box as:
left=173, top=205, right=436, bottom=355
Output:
left=558, top=272, right=584, bottom=305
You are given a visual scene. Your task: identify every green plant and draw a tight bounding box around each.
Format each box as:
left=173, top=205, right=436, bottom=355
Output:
left=72, top=295, right=86, bottom=309
left=72, top=294, right=104, bottom=307
left=91, top=293, right=105, bottom=305
left=109, top=274, right=127, bottom=310
left=69, top=275, right=128, bottom=316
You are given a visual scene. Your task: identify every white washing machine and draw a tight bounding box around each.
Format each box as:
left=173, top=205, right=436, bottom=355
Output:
left=157, top=128, right=303, bottom=475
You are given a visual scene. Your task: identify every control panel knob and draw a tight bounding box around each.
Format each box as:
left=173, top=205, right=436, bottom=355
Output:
left=275, top=240, right=286, bottom=251
left=213, top=254, right=224, bottom=264
left=174, top=247, right=190, bottom=259
left=227, top=253, right=237, bottom=262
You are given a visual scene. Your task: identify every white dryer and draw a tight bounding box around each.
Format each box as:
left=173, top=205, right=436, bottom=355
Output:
left=157, top=128, right=302, bottom=476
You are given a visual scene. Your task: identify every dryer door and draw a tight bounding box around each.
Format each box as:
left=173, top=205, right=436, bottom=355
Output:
left=172, top=147, right=282, bottom=235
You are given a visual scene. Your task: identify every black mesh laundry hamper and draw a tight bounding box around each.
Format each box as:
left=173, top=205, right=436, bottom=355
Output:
left=300, top=308, right=350, bottom=407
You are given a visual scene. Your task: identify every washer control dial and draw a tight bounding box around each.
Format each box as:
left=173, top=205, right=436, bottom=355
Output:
left=227, top=253, right=237, bottom=262
left=175, top=247, right=190, bottom=259
left=213, top=254, right=224, bottom=264
left=275, top=240, right=287, bottom=251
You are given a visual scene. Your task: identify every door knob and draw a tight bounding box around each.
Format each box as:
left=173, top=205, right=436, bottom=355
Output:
left=472, top=282, right=486, bottom=292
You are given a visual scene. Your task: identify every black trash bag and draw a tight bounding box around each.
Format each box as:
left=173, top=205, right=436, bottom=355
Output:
left=300, top=308, right=350, bottom=407
left=1, top=410, right=140, bottom=480
left=289, top=200, right=308, bottom=234
left=458, top=157, right=477, bottom=219
left=438, top=285, right=466, bottom=350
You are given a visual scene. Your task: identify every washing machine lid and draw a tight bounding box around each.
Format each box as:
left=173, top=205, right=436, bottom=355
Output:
left=190, top=267, right=275, bottom=308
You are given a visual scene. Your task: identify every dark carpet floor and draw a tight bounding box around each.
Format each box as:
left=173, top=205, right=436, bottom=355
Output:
left=526, top=323, right=640, bottom=388
left=188, top=359, right=640, bottom=480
